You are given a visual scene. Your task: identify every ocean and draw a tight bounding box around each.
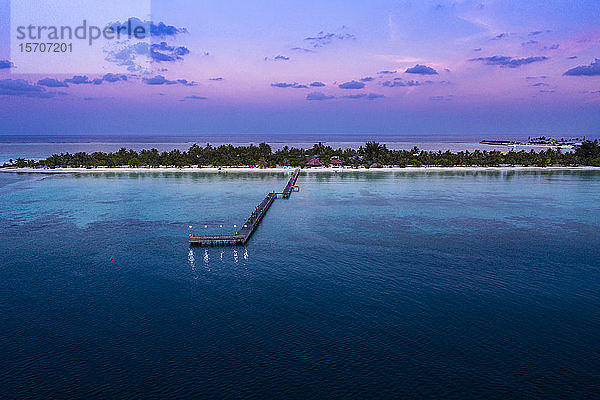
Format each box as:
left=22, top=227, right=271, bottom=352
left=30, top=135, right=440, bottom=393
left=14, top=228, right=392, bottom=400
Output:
left=1, top=168, right=599, bottom=398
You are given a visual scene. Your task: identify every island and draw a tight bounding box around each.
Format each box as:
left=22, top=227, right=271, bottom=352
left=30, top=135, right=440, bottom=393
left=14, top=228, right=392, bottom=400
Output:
left=480, top=136, right=586, bottom=149
left=2, top=140, right=600, bottom=170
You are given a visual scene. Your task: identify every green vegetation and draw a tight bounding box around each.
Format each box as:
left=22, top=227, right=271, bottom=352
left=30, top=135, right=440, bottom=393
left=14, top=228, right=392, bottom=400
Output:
left=3, top=140, right=600, bottom=169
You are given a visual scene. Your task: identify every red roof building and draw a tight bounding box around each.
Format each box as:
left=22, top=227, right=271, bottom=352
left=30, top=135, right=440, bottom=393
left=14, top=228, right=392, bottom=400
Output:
left=330, top=158, right=342, bottom=166
left=305, top=156, right=323, bottom=167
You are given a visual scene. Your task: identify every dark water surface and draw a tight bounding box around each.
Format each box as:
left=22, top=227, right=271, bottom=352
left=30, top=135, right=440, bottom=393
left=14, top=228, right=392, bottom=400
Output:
left=1, top=170, right=599, bottom=398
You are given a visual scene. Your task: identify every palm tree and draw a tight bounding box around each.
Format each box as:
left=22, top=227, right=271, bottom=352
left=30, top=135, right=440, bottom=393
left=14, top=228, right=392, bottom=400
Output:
left=364, top=141, right=386, bottom=163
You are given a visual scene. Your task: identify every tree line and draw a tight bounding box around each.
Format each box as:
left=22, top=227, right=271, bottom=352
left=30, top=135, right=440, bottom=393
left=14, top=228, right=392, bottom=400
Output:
left=4, top=140, right=600, bottom=169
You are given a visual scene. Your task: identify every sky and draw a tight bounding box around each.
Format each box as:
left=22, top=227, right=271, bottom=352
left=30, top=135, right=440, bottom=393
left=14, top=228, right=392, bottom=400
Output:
left=0, top=0, right=599, bottom=136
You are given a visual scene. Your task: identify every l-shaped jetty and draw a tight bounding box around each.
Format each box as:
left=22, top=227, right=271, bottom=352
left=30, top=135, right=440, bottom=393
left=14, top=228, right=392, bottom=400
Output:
left=189, top=168, right=300, bottom=246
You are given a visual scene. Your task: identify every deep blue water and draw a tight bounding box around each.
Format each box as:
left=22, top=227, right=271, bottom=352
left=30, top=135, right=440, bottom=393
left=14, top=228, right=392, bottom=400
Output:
left=1, top=170, right=599, bottom=399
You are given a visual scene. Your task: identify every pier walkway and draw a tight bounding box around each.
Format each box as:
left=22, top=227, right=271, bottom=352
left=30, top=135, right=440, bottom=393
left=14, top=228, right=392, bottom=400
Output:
left=189, top=168, right=300, bottom=246
left=281, top=167, right=300, bottom=198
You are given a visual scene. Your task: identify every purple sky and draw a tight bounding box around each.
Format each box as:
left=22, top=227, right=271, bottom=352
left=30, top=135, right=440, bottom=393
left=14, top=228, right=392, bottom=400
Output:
left=0, top=0, right=599, bottom=135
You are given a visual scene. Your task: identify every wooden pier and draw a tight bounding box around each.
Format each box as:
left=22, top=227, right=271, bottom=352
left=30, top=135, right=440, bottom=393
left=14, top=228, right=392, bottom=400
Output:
left=189, top=168, right=300, bottom=246
left=281, top=167, right=300, bottom=198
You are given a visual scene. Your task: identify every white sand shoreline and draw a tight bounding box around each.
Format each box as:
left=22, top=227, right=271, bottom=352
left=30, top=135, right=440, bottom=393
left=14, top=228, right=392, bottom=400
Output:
left=1, top=166, right=599, bottom=174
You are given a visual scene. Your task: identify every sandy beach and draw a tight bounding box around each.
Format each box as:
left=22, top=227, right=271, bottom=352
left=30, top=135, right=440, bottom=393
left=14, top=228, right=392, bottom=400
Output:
left=2, top=165, right=599, bottom=174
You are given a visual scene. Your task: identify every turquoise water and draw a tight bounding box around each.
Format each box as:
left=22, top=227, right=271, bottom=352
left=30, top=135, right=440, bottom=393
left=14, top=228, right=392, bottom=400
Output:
left=1, top=170, right=599, bottom=398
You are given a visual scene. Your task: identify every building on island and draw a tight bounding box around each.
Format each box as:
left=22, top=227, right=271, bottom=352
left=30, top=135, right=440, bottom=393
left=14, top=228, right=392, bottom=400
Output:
left=330, top=157, right=342, bottom=167
left=305, top=156, right=323, bottom=167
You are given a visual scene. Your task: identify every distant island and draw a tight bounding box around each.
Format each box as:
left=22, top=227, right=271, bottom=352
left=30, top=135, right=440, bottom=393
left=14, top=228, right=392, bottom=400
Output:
left=480, top=136, right=586, bottom=149
left=2, top=140, right=600, bottom=169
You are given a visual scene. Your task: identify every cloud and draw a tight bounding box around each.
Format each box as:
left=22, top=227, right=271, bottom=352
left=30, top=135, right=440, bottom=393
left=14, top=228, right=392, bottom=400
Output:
left=103, top=73, right=127, bottom=83
left=271, top=82, right=295, bottom=88
left=265, top=55, right=291, bottom=62
left=0, top=79, right=57, bottom=98
left=209, top=77, right=224, bottom=81
left=543, top=44, right=560, bottom=51
left=473, top=48, right=482, bottom=52
left=104, top=42, right=149, bottom=71
left=177, top=79, right=196, bottom=86
left=345, top=93, right=367, bottom=99
left=493, top=33, right=509, bottom=40
left=567, top=56, right=578, bottom=60
left=405, top=64, right=438, bottom=75
left=37, top=78, right=68, bottom=88
left=378, top=70, right=396, bottom=74
left=184, top=95, right=208, bottom=100
left=143, top=75, right=178, bottom=85
left=310, top=81, right=326, bottom=87
left=469, top=55, right=548, bottom=68
left=109, top=18, right=187, bottom=38
left=306, top=91, right=335, bottom=100
left=304, top=30, right=356, bottom=48
left=522, top=40, right=538, bottom=46
left=151, top=21, right=188, bottom=37
left=65, top=75, right=93, bottom=84
left=429, top=95, right=453, bottom=102
left=0, top=79, right=44, bottom=93
left=344, top=93, right=385, bottom=100
left=271, top=82, right=308, bottom=88
left=563, top=58, right=600, bottom=76
left=291, top=47, right=315, bottom=53
left=101, top=19, right=190, bottom=70
left=366, top=93, right=385, bottom=100
left=105, top=40, right=190, bottom=72
left=338, top=80, right=365, bottom=89
left=526, top=75, right=547, bottom=80
left=531, top=82, right=547, bottom=87
left=360, top=77, right=374, bottom=82
left=382, top=79, right=424, bottom=87
left=529, top=30, right=551, bottom=36
left=151, top=42, right=190, bottom=62
left=151, top=52, right=176, bottom=62
left=0, top=60, right=13, bottom=69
